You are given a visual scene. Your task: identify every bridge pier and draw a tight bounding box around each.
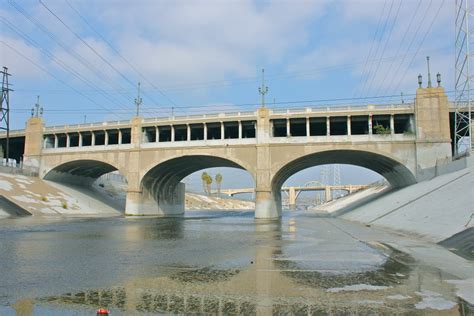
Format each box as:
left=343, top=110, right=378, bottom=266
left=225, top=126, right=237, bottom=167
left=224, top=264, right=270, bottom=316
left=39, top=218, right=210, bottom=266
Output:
left=254, top=190, right=280, bottom=219
left=125, top=183, right=185, bottom=216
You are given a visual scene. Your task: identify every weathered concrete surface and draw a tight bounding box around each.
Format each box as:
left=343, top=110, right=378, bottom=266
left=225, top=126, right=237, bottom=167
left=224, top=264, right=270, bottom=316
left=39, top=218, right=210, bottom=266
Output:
left=0, top=172, right=122, bottom=216
left=16, top=87, right=452, bottom=218
left=341, top=157, right=474, bottom=243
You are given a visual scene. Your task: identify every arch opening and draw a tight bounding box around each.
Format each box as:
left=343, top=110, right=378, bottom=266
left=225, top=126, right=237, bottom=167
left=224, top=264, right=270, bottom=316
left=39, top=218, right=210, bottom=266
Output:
left=43, top=159, right=127, bottom=213
left=272, top=150, right=417, bottom=213
left=139, top=155, right=254, bottom=215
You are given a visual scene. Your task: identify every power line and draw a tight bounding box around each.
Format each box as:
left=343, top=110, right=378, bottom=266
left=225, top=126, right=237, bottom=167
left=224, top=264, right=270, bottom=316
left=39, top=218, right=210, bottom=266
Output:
left=7, top=0, right=134, bottom=108
left=38, top=0, right=167, bottom=115
left=384, top=0, right=433, bottom=95
left=364, top=0, right=403, bottom=97
left=64, top=0, right=180, bottom=111
left=0, top=40, right=123, bottom=119
left=357, top=0, right=395, bottom=98
left=392, top=0, right=445, bottom=94
left=353, top=0, right=388, bottom=98
left=0, top=17, right=132, bottom=114
left=373, top=0, right=423, bottom=96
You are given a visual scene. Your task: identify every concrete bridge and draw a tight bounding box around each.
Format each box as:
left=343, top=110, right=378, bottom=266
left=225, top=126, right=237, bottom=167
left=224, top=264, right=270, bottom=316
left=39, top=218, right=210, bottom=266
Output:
left=219, top=183, right=369, bottom=207
left=0, top=86, right=454, bottom=219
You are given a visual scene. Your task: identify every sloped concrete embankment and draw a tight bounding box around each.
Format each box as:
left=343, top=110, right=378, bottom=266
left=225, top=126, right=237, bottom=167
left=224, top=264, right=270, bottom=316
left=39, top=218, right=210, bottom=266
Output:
left=340, top=157, right=474, bottom=243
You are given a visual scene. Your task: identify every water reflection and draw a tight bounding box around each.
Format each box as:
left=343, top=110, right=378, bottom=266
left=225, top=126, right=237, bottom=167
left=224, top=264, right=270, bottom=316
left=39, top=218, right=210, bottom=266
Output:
left=1, top=213, right=470, bottom=315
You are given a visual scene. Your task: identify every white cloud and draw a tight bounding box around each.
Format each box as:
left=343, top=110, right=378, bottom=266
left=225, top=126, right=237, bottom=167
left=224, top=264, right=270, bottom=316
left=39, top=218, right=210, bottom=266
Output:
left=0, top=35, right=44, bottom=79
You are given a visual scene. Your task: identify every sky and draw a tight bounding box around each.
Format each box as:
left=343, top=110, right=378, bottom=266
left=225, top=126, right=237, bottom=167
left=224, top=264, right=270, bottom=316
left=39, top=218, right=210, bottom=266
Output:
left=0, top=0, right=454, bottom=189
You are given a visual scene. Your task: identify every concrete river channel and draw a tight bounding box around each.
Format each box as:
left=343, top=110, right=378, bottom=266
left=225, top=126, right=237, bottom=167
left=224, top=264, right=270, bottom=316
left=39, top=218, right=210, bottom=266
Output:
left=0, top=211, right=472, bottom=315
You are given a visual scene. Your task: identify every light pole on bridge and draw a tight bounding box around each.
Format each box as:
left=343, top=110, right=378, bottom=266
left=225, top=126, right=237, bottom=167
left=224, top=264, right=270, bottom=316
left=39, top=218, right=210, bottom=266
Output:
left=258, top=68, right=269, bottom=108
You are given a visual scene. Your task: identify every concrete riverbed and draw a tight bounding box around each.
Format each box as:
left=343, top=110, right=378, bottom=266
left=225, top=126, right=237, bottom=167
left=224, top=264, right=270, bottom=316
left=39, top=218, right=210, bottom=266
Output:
left=0, top=211, right=472, bottom=315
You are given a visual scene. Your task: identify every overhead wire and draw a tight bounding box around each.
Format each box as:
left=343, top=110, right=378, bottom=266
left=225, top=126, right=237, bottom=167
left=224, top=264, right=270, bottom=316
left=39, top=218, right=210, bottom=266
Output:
left=64, top=0, right=180, bottom=112
left=373, top=0, right=423, bottom=96
left=357, top=0, right=395, bottom=98
left=352, top=0, right=388, bottom=98
left=391, top=0, right=445, bottom=94
left=39, top=0, right=167, bottom=115
left=0, top=17, right=133, bottom=114
left=7, top=0, right=135, bottom=108
left=364, top=0, right=403, bottom=97
left=0, top=40, right=123, bottom=119
left=383, top=0, right=433, bottom=95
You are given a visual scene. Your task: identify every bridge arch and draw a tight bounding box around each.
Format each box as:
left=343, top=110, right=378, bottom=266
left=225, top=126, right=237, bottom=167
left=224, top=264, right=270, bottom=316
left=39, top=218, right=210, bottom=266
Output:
left=43, top=159, right=125, bottom=185
left=270, top=149, right=417, bottom=213
left=135, top=154, right=255, bottom=216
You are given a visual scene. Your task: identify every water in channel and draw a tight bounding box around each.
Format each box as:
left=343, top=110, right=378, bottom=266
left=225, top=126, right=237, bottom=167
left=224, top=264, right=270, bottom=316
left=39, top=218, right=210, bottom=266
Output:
left=0, top=211, right=470, bottom=315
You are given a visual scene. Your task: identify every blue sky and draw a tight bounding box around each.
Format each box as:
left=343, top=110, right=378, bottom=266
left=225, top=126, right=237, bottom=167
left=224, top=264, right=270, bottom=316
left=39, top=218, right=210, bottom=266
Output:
left=2, top=0, right=452, bottom=129
left=1, top=0, right=453, bottom=189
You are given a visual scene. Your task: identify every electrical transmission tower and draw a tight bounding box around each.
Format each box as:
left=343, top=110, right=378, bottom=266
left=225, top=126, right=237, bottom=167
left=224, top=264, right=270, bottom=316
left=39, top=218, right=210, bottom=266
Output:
left=0, top=67, right=12, bottom=161
left=455, top=0, right=473, bottom=156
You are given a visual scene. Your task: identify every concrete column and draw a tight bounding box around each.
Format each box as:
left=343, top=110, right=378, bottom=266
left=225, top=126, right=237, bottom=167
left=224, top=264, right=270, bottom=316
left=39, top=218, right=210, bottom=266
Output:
left=306, top=117, right=310, bottom=137
left=54, top=134, right=58, bottom=148
left=171, top=125, right=175, bottom=142
left=66, top=133, right=70, bottom=147
left=414, top=86, right=452, bottom=170
left=325, top=186, right=332, bottom=202
left=255, top=107, right=280, bottom=219
left=91, top=132, right=96, bottom=146
left=238, top=120, right=242, bottom=139
left=221, top=121, right=224, bottom=140
left=104, top=130, right=109, bottom=145
left=286, top=118, right=290, bottom=136
left=368, top=115, right=373, bottom=135
left=288, top=187, right=296, bottom=209
left=23, top=117, right=44, bottom=173
left=186, top=124, right=191, bottom=141
left=347, top=115, right=351, bottom=136
left=326, top=116, right=330, bottom=136
left=118, top=129, right=122, bottom=145
left=390, top=114, right=395, bottom=135
left=204, top=123, right=208, bottom=140
left=155, top=126, right=159, bottom=143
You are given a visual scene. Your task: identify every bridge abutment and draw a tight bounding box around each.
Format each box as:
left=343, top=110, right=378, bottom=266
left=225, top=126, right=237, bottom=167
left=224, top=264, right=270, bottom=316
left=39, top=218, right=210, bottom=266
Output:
left=414, top=87, right=452, bottom=175
left=23, top=117, right=44, bottom=174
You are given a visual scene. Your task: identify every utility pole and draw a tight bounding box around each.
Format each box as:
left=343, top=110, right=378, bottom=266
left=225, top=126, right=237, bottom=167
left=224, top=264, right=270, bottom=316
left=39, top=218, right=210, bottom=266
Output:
left=134, top=82, right=142, bottom=117
left=258, top=68, right=268, bottom=108
left=0, top=67, right=12, bottom=162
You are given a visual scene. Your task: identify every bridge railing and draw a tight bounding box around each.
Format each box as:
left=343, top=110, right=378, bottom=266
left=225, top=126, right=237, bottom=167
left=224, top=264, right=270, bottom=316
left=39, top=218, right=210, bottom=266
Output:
left=270, top=103, right=414, bottom=115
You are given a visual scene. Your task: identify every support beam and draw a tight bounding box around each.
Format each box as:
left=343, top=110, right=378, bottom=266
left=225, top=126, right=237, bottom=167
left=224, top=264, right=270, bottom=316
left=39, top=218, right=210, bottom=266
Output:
left=347, top=115, right=351, bottom=136
left=238, top=120, right=242, bottom=139
left=306, top=117, right=310, bottom=137
left=390, top=114, right=395, bottom=135
left=286, top=118, right=290, bottom=137
left=326, top=116, right=330, bottom=136
left=368, top=115, right=373, bottom=135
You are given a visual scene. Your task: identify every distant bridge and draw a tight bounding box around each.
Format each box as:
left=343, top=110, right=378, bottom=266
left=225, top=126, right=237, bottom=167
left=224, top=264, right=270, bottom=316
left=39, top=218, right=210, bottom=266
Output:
left=218, top=183, right=369, bottom=207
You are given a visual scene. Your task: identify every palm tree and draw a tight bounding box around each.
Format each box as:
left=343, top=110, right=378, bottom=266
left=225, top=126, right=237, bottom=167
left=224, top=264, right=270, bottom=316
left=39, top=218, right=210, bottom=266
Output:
left=215, top=173, right=222, bottom=197
left=205, top=174, right=213, bottom=195
left=201, top=171, right=209, bottom=194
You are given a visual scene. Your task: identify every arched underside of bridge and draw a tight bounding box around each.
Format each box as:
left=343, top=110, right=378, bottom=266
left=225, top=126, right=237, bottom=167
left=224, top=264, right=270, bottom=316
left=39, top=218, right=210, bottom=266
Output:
left=137, top=155, right=252, bottom=216
left=43, top=159, right=120, bottom=186
left=270, top=150, right=417, bottom=214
